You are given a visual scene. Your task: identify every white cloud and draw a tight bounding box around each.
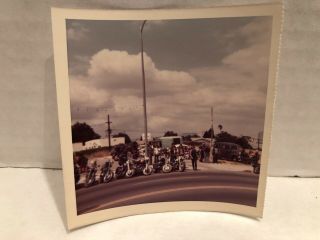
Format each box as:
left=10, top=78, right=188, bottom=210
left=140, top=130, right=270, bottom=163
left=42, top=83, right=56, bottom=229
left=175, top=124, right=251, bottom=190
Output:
left=67, top=17, right=273, bottom=139
left=70, top=75, right=111, bottom=107
left=70, top=32, right=270, bottom=138
left=113, top=95, right=141, bottom=114
left=67, top=24, right=89, bottom=41
left=186, top=20, right=271, bottom=136
left=70, top=49, right=199, bottom=137
left=86, top=49, right=197, bottom=96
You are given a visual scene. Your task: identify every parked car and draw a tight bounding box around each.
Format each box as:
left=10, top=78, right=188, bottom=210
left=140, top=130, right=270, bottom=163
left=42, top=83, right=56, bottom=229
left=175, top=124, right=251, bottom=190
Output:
left=214, top=142, right=242, bottom=161
left=251, top=151, right=261, bottom=174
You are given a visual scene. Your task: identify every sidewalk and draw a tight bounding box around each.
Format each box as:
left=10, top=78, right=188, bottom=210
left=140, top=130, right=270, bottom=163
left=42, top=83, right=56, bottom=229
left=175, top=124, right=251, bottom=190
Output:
left=185, top=159, right=253, bottom=173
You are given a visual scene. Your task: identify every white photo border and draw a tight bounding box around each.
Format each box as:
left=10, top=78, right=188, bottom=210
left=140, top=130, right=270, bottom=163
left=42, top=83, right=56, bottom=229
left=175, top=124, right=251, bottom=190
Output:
left=51, top=4, right=282, bottom=230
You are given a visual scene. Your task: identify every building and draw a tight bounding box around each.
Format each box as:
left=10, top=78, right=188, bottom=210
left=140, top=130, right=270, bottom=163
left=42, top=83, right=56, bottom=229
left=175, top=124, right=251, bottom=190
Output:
left=72, top=137, right=125, bottom=152
left=189, top=137, right=213, bottom=146
left=158, top=136, right=182, bottom=148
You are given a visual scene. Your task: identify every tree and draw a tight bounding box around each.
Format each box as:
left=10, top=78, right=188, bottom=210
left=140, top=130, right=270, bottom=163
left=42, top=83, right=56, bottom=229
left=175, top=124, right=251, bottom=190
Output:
left=236, top=136, right=253, bottom=149
left=164, top=131, right=178, bottom=137
left=72, top=122, right=100, bottom=144
left=111, top=143, right=128, bottom=160
left=113, top=132, right=131, bottom=144
left=215, top=131, right=237, bottom=143
left=203, top=128, right=214, bottom=138
left=182, top=133, right=200, bottom=142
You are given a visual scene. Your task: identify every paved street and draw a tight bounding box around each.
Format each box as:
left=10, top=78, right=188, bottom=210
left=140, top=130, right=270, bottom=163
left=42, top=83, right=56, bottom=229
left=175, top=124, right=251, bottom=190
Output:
left=76, top=165, right=258, bottom=215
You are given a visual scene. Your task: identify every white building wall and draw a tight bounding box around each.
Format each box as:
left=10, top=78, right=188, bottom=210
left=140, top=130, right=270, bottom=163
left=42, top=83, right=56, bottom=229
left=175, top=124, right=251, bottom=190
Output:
left=72, top=137, right=125, bottom=152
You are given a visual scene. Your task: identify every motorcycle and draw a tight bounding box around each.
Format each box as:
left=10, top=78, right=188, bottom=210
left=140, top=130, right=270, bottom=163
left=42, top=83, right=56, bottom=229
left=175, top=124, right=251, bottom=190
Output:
left=153, top=156, right=166, bottom=173
left=115, top=158, right=137, bottom=178
left=162, top=156, right=173, bottom=173
left=162, top=154, right=186, bottom=173
left=174, top=155, right=186, bottom=172
left=125, top=158, right=136, bottom=178
left=115, top=163, right=127, bottom=179
left=99, top=160, right=114, bottom=183
left=133, top=158, right=153, bottom=176
left=252, top=162, right=260, bottom=174
left=74, top=164, right=81, bottom=184
left=85, top=165, right=98, bottom=187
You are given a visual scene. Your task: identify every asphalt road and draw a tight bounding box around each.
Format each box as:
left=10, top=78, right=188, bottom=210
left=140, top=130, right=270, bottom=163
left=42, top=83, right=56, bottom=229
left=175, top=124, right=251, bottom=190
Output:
left=76, top=169, right=259, bottom=215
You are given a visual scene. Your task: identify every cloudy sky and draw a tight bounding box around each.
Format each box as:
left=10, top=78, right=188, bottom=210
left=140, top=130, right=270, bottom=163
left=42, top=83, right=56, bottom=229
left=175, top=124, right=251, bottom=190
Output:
left=66, top=16, right=272, bottom=140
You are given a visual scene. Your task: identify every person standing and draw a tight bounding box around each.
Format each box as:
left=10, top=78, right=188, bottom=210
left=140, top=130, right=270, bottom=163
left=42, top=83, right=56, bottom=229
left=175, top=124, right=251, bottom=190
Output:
left=146, top=143, right=153, bottom=164
left=170, top=144, right=176, bottom=162
left=78, top=154, right=88, bottom=173
left=213, top=146, right=219, bottom=163
left=73, top=154, right=81, bottom=184
left=191, top=147, right=198, bottom=171
left=251, top=150, right=260, bottom=166
left=200, top=145, right=204, bottom=162
left=154, top=145, right=160, bottom=163
left=178, top=144, right=184, bottom=157
left=205, top=145, right=210, bottom=162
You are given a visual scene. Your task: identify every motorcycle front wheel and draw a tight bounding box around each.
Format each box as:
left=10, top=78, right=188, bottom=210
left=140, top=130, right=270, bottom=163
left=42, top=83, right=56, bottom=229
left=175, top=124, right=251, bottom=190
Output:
left=179, top=162, right=186, bottom=172
left=115, top=167, right=126, bottom=179
left=126, top=169, right=135, bottom=178
left=104, top=171, right=114, bottom=183
left=143, top=166, right=152, bottom=176
left=253, top=166, right=260, bottom=174
left=162, top=164, right=172, bottom=173
left=85, top=180, right=89, bottom=188
left=75, top=175, right=80, bottom=184
left=85, top=177, right=93, bottom=187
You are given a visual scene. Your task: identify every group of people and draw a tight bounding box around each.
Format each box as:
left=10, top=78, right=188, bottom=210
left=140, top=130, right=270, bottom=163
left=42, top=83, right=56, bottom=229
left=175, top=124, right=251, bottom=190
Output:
left=198, top=144, right=213, bottom=163
left=147, top=143, right=214, bottom=171
left=190, top=144, right=217, bottom=170
left=145, top=143, right=187, bottom=163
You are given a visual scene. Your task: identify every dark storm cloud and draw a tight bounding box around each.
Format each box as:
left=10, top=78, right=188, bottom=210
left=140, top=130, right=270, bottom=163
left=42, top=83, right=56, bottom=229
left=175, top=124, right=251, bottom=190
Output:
left=67, top=17, right=265, bottom=73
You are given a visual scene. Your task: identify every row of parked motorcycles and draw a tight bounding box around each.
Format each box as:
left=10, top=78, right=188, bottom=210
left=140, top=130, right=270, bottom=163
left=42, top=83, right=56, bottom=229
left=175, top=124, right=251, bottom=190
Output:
left=76, top=154, right=187, bottom=188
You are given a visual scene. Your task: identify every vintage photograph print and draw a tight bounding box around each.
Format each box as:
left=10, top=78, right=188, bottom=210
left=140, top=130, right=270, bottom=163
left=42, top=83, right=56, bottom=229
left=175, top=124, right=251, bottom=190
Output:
left=52, top=5, right=281, bottom=229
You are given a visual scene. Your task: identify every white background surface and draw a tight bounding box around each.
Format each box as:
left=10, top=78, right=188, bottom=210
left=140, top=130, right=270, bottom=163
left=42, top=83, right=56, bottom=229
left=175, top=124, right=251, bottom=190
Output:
left=0, top=1, right=320, bottom=176
left=1, top=168, right=319, bottom=239
left=1, top=1, right=319, bottom=236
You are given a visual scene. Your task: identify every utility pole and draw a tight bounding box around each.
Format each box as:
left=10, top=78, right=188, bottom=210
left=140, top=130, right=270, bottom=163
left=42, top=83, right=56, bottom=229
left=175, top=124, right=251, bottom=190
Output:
left=106, top=114, right=112, bottom=149
left=140, top=20, right=149, bottom=162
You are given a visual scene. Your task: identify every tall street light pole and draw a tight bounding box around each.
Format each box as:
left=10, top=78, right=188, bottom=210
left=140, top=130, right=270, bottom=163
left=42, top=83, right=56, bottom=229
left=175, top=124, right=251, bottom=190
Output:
left=140, top=20, right=149, bottom=161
